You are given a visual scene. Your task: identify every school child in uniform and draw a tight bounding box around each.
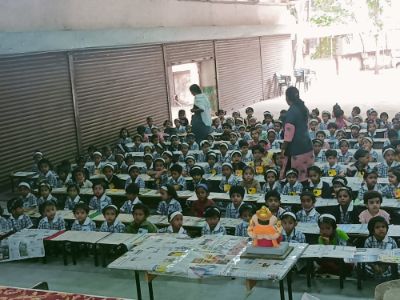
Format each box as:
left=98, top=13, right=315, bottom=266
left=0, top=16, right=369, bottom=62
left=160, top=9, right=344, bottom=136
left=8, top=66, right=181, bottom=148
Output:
left=228, top=132, right=239, bottom=150
left=17, top=182, right=37, bottom=209
left=71, top=202, right=96, bottom=231
left=262, top=169, right=282, bottom=193
left=383, top=129, right=398, bottom=148
left=158, top=211, right=187, bottom=235
left=37, top=158, right=58, bottom=187
left=38, top=201, right=66, bottom=230
left=376, top=147, right=399, bottom=178
left=296, top=191, right=320, bottom=223
left=353, top=132, right=366, bottom=150
left=120, top=183, right=142, bottom=214
left=265, top=190, right=286, bottom=219
left=201, top=206, right=226, bottom=235
left=313, top=139, right=326, bottom=163
left=319, top=111, right=331, bottom=130
left=56, top=165, right=70, bottom=188
left=332, top=187, right=358, bottom=224
left=114, top=153, right=128, bottom=174
left=359, top=191, right=390, bottom=224
left=235, top=204, right=254, bottom=237
left=161, top=151, right=174, bottom=171
left=267, top=129, right=281, bottom=150
left=157, top=185, right=182, bottom=216
left=337, top=139, right=353, bottom=164
left=117, top=127, right=132, bottom=149
left=85, top=151, right=104, bottom=176
left=168, top=135, right=181, bottom=152
left=191, top=184, right=215, bottom=218
left=32, top=151, right=43, bottom=173
left=230, top=151, right=246, bottom=176
left=6, top=198, right=33, bottom=231
left=102, top=145, right=115, bottom=162
left=189, top=166, right=207, bottom=191
left=379, top=112, right=391, bottom=129
left=178, top=143, right=190, bottom=163
left=102, top=164, right=124, bottom=190
left=240, top=166, right=261, bottom=194
left=323, top=150, right=345, bottom=177
left=309, top=119, right=319, bottom=140
left=315, top=130, right=330, bottom=150
left=99, top=205, right=125, bottom=233
left=364, top=216, right=398, bottom=279
left=358, top=170, right=383, bottom=200
left=183, top=155, right=196, bottom=177
left=64, top=183, right=81, bottom=210
left=129, top=134, right=143, bottom=153
left=362, top=137, right=379, bottom=162
left=0, top=206, right=11, bottom=232
left=167, top=164, right=187, bottom=191
left=239, top=140, right=253, bottom=163
left=250, top=145, right=272, bottom=176
left=238, top=125, right=252, bottom=141
left=186, top=133, right=199, bottom=151
left=219, top=163, right=239, bottom=193
left=327, top=122, right=338, bottom=144
left=225, top=186, right=245, bottom=218
left=218, top=142, right=230, bottom=164
left=367, top=122, right=379, bottom=138
left=125, top=165, right=145, bottom=189
left=203, top=152, right=222, bottom=176
left=330, top=176, right=348, bottom=198
left=89, top=182, right=112, bottom=213
left=307, top=166, right=331, bottom=198
left=282, top=169, right=303, bottom=196
left=37, top=182, right=59, bottom=209
left=72, top=167, right=93, bottom=189
left=244, top=107, right=254, bottom=126
left=197, top=140, right=211, bottom=163
left=212, top=117, right=223, bottom=133
left=126, top=203, right=158, bottom=234
left=262, top=111, right=274, bottom=131
left=346, top=149, right=372, bottom=177
left=281, top=212, right=306, bottom=243
left=382, top=168, right=400, bottom=199
left=147, top=158, right=168, bottom=189
left=178, top=109, right=189, bottom=127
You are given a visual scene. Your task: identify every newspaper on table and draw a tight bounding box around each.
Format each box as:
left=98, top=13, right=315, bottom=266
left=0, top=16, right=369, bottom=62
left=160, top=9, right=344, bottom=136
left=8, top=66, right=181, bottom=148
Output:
left=378, top=248, right=400, bottom=264
left=382, top=198, right=400, bottom=209
left=388, top=225, right=400, bottom=237
left=0, top=229, right=60, bottom=263
left=301, top=245, right=356, bottom=259
left=296, top=223, right=320, bottom=235
left=344, top=248, right=382, bottom=263
left=50, top=231, right=111, bottom=243
left=338, top=224, right=369, bottom=235
left=97, top=233, right=149, bottom=250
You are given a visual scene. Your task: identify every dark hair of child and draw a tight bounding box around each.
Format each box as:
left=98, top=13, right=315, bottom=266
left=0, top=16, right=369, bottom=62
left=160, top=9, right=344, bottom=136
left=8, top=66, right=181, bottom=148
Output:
left=93, top=181, right=106, bottom=190
left=42, top=200, right=56, bottom=210
left=38, top=158, right=53, bottom=170
left=162, top=185, right=178, bottom=200
left=265, top=190, right=281, bottom=201
left=327, top=122, right=338, bottom=130
left=239, top=203, right=255, bottom=216
left=367, top=216, right=388, bottom=236
left=67, top=182, right=80, bottom=194
left=325, top=149, right=337, bottom=158
left=73, top=202, right=90, bottom=214
left=363, top=190, right=382, bottom=205
left=102, top=204, right=119, bottom=216
left=308, top=165, right=322, bottom=175
left=204, top=206, right=221, bottom=218
left=170, top=164, right=183, bottom=174
left=229, top=185, right=245, bottom=198
left=363, top=170, right=378, bottom=180
left=132, top=203, right=150, bottom=217
left=238, top=140, right=249, bottom=148
left=335, top=187, right=353, bottom=199
left=126, top=183, right=140, bottom=195
left=300, top=190, right=316, bottom=203
left=389, top=167, right=400, bottom=182
left=318, top=215, right=337, bottom=230
left=119, top=127, right=130, bottom=138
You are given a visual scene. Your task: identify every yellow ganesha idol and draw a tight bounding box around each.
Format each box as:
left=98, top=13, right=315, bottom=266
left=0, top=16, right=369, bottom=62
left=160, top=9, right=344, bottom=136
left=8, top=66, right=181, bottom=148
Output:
left=247, top=206, right=282, bottom=248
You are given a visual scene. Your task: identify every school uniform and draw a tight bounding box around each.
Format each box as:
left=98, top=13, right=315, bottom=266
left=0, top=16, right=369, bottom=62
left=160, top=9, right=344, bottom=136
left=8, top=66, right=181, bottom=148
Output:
left=85, top=162, right=105, bottom=176
left=346, top=162, right=372, bottom=177
left=104, top=175, right=125, bottom=190
left=381, top=183, right=400, bottom=199
left=369, top=150, right=379, bottom=162
left=89, top=194, right=112, bottom=213
left=75, top=179, right=93, bottom=189
left=37, top=194, right=59, bottom=207
left=99, top=220, right=126, bottom=233
left=120, top=197, right=142, bottom=214
left=7, top=214, right=33, bottom=231
left=262, top=181, right=282, bottom=194
left=104, top=154, right=115, bottom=162
left=322, top=164, right=345, bottom=177
left=38, top=171, right=58, bottom=188
left=314, top=150, right=326, bottom=163
left=359, top=209, right=390, bottom=224
left=191, top=199, right=216, bottom=218
left=282, top=182, right=303, bottom=196
left=318, top=229, right=348, bottom=246
left=232, top=162, right=247, bottom=175
left=64, top=195, right=81, bottom=210
left=203, top=163, right=222, bottom=176
left=20, top=193, right=38, bottom=209
left=125, top=176, right=145, bottom=189
left=364, top=235, right=398, bottom=278
left=189, top=178, right=208, bottom=192
left=158, top=226, right=187, bottom=235
left=131, top=144, right=144, bottom=152
left=309, top=131, right=317, bottom=140
left=188, top=142, right=199, bottom=151
left=332, top=202, right=358, bottom=224
left=273, top=207, right=287, bottom=220
left=282, top=228, right=306, bottom=243
left=201, top=222, right=226, bottom=236
left=262, top=122, right=274, bottom=131
left=71, top=217, right=97, bottom=231
left=357, top=183, right=383, bottom=200
left=338, top=151, right=353, bottom=164
left=0, top=217, right=11, bottom=232
left=319, top=122, right=329, bottom=131
left=178, top=153, right=189, bottom=163
left=269, top=140, right=281, bottom=150
left=219, top=175, right=239, bottom=192
left=240, top=133, right=252, bottom=142
left=225, top=202, right=243, bottom=219
left=241, top=179, right=261, bottom=194
left=38, top=214, right=66, bottom=230
left=375, top=161, right=399, bottom=178
left=126, top=220, right=158, bottom=234
left=296, top=208, right=320, bottom=223
left=197, top=152, right=208, bottom=163
left=157, top=199, right=182, bottom=216
left=151, top=174, right=168, bottom=190
left=228, top=141, right=239, bottom=151
left=235, top=221, right=249, bottom=237
left=308, top=180, right=331, bottom=198
left=218, top=153, right=231, bottom=164
left=167, top=176, right=187, bottom=191
left=115, top=162, right=128, bottom=174
left=241, top=152, right=254, bottom=163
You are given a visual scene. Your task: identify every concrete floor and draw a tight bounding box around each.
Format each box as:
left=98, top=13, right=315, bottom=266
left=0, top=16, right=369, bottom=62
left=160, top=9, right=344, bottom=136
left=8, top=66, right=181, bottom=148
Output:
left=0, top=257, right=376, bottom=300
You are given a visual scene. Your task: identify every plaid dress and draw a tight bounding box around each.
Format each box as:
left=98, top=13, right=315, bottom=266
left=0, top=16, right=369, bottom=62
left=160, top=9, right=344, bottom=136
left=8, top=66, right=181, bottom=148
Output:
left=235, top=221, right=249, bottom=237
left=219, top=175, right=239, bottom=192
left=364, top=235, right=398, bottom=278
left=167, top=176, right=187, bottom=191
left=89, top=194, right=112, bottom=213
left=296, top=208, right=320, bottom=223
left=38, top=214, right=66, bottom=230
left=225, top=202, right=243, bottom=219
left=99, top=220, right=126, bottom=233
left=156, top=199, right=182, bottom=216
left=20, top=193, right=38, bottom=209
left=7, top=215, right=33, bottom=231
left=281, top=182, right=303, bottom=195
left=120, top=198, right=142, bottom=214
left=201, top=222, right=226, bottom=236
left=71, top=217, right=97, bottom=231
left=0, top=217, right=11, bottom=232
left=375, top=161, right=399, bottom=178
left=282, top=228, right=306, bottom=243
left=158, top=226, right=187, bottom=235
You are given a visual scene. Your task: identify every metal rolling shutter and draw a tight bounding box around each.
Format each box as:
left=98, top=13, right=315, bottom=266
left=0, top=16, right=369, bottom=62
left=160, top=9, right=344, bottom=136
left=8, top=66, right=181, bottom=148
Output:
left=164, top=41, right=214, bottom=65
left=260, top=35, right=292, bottom=99
left=71, top=45, right=169, bottom=151
left=215, top=38, right=263, bottom=111
left=0, top=52, right=78, bottom=186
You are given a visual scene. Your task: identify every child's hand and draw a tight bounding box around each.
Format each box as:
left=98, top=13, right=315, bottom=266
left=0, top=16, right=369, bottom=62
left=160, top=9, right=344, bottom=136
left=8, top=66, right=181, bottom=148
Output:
left=321, top=237, right=330, bottom=245
left=372, top=264, right=383, bottom=274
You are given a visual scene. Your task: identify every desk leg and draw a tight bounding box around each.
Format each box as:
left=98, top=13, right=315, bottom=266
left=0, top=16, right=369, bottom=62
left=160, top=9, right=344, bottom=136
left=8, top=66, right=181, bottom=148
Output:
left=94, top=244, right=99, bottom=267
left=62, top=242, right=68, bottom=266
left=287, top=270, right=293, bottom=300
left=101, top=245, right=107, bottom=268
left=145, top=273, right=156, bottom=300
left=306, top=259, right=312, bottom=288
left=279, top=279, right=285, bottom=300
left=72, top=243, right=77, bottom=265
left=134, top=271, right=143, bottom=300
left=392, top=264, right=399, bottom=280
left=356, top=263, right=362, bottom=290
left=339, top=260, right=344, bottom=289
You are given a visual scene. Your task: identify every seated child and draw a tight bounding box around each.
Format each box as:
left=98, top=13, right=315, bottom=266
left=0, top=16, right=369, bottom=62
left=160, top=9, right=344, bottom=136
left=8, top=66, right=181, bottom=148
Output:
left=350, top=124, right=361, bottom=139
left=167, top=164, right=187, bottom=191
left=18, top=182, right=37, bottom=209
left=358, top=170, right=382, bottom=200
left=120, top=183, right=142, bottom=214
left=6, top=198, right=33, bottom=231
left=89, top=182, right=112, bottom=213
left=115, top=153, right=128, bottom=174
left=64, top=183, right=81, bottom=210
left=184, top=155, right=196, bottom=176
left=147, top=158, right=168, bottom=189
left=38, top=201, right=66, bottom=230
left=282, top=169, right=303, bottom=195
left=323, top=150, right=345, bottom=177
left=126, top=203, right=158, bottom=234
left=307, top=166, right=331, bottom=198
left=189, top=166, right=207, bottom=191
left=157, top=185, right=182, bottom=216
left=313, top=139, right=326, bottom=163
left=125, top=165, right=145, bottom=189
left=201, top=206, right=226, bottom=236
left=267, top=129, right=281, bottom=150
left=250, top=145, right=272, bottom=175
left=31, top=151, right=43, bottom=173
left=309, top=119, right=319, bottom=140
left=327, top=122, right=338, bottom=144
left=319, top=111, right=331, bottom=130
left=262, top=169, right=282, bottom=193
left=382, top=167, right=400, bottom=199
left=71, top=202, right=96, bottom=231
left=71, top=167, right=93, bottom=188
left=158, top=211, right=187, bottom=235
left=0, top=206, right=11, bottom=232
left=239, top=140, right=253, bottom=163
left=296, top=191, right=320, bottom=223
left=37, top=182, right=59, bottom=209
left=37, top=158, right=58, bottom=187
left=204, top=152, right=222, bottom=176
left=346, top=149, right=371, bottom=177
left=186, top=133, right=199, bottom=151
left=362, top=137, right=379, bottom=162
left=337, top=139, right=353, bottom=164
left=85, top=151, right=104, bottom=176
left=99, top=204, right=126, bottom=233
left=332, top=187, right=358, bottom=224
left=316, top=130, right=330, bottom=150
left=240, top=166, right=261, bottom=194
left=281, top=212, right=306, bottom=243
left=197, top=140, right=211, bottom=163
left=191, top=184, right=215, bottom=217
left=330, top=176, right=348, bottom=198
left=359, top=191, right=390, bottom=224
left=219, top=163, right=239, bottom=193
left=56, top=165, right=70, bottom=188
left=235, top=204, right=254, bottom=237
left=265, top=190, right=286, bottom=219
left=218, top=143, right=230, bottom=164
left=376, top=147, right=399, bottom=178
left=364, top=216, right=398, bottom=279
left=228, top=132, right=239, bottom=150
left=102, top=163, right=125, bottom=189
left=231, top=150, right=247, bottom=177
left=178, top=142, right=190, bottom=163
left=225, top=186, right=245, bottom=218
